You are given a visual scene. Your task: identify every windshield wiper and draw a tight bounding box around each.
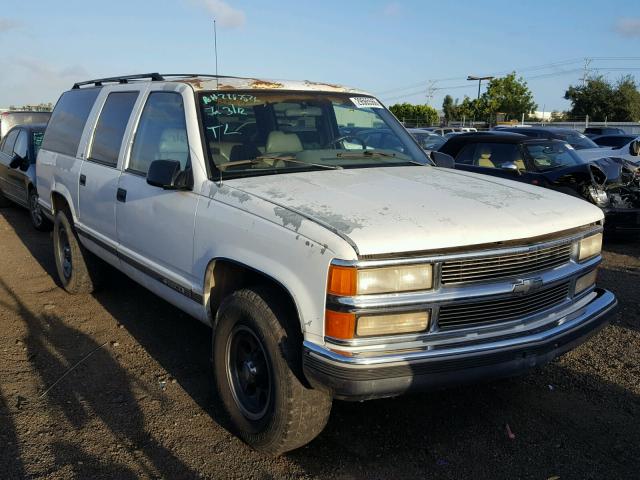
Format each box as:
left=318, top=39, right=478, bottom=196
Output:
left=335, top=150, right=426, bottom=166
left=336, top=150, right=397, bottom=159
left=218, top=155, right=341, bottom=171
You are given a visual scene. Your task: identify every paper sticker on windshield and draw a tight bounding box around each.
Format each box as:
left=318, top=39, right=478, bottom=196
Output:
left=350, top=97, right=383, bottom=109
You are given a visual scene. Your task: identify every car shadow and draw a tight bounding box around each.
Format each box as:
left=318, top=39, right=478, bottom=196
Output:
left=2, top=206, right=639, bottom=479
left=0, top=385, right=26, bottom=479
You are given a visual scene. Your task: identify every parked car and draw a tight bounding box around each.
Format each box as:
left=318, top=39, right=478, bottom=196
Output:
left=0, top=111, right=51, bottom=139
left=497, top=126, right=599, bottom=150
left=438, top=132, right=640, bottom=232
left=576, top=135, right=640, bottom=165
left=584, top=126, right=626, bottom=138
left=0, top=123, right=50, bottom=230
left=590, top=134, right=638, bottom=148
left=407, top=128, right=446, bottom=151
left=37, top=73, right=615, bottom=454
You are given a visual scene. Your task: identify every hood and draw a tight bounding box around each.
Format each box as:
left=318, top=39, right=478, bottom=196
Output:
left=225, top=166, right=604, bottom=256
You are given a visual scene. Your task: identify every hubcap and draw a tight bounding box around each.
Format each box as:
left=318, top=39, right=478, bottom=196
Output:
left=57, top=226, right=72, bottom=279
left=226, top=325, right=272, bottom=420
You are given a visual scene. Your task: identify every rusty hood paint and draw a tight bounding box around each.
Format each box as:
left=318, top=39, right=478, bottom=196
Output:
left=225, top=166, right=604, bottom=256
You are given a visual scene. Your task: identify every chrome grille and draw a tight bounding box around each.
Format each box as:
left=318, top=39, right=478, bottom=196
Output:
left=441, top=243, right=572, bottom=285
left=437, top=282, right=570, bottom=331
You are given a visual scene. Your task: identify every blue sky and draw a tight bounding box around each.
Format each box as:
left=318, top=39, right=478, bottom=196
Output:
left=1, top=0, right=640, bottom=112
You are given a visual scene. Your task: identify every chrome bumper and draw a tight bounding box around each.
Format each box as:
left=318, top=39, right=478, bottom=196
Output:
left=303, top=288, right=617, bottom=400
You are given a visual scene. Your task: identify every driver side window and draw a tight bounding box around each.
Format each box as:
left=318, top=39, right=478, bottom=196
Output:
left=129, top=92, right=190, bottom=175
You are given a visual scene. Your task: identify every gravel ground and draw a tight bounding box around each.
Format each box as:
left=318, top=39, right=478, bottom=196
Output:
left=0, top=205, right=638, bottom=480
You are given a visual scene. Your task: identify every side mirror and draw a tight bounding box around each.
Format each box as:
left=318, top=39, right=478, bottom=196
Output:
left=9, top=154, right=23, bottom=169
left=629, top=140, right=640, bottom=156
left=500, top=161, right=521, bottom=175
left=430, top=151, right=455, bottom=169
left=146, top=160, right=191, bottom=190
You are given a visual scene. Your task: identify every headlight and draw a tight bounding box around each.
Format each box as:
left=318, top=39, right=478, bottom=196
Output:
left=327, top=264, right=433, bottom=296
left=587, top=186, right=609, bottom=207
left=357, top=311, right=430, bottom=337
left=357, top=265, right=433, bottom=294
left=577, top=233, right=603, bottom=262
left=575, top=269, right=598, bottom=295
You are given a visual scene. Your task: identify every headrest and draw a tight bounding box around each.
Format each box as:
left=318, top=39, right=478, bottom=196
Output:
left=266, top=131, right=303, bottom=153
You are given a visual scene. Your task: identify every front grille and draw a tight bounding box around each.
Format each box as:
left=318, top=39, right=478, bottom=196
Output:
left=437, top=282, right=570, bottom=331
left=441, top=243, right=572, bottom=285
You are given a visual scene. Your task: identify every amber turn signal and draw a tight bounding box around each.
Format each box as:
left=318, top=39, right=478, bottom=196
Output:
left=325, top=309, right=356, bottom=339
left=327, top=265, right=357, bottom=296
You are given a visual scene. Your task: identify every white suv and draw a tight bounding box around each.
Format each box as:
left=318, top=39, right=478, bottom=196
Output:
left=37, top=73, right=617, bottom=454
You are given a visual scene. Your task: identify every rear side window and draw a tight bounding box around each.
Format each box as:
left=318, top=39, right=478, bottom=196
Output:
left=13, top=129, right=28, bottom=159
left=1, top=129, right=19, bottom=154
left=455, top=142, right=521, bottom=169
left=89, top=92, right=139, bottom=167
left=42, top=89, right=100, bottom=156
left=129, top=92, right=189, bottom=175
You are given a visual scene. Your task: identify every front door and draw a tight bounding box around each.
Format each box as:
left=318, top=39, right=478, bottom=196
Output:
left=115, top=91, right=198, bottom=291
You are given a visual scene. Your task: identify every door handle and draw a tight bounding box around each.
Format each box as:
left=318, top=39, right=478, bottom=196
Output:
left=79, top=174, right=86, bottom=186
left=116, top=188, right=127, bottom=203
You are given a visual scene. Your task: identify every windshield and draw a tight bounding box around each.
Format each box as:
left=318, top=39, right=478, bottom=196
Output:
left=555, top=131, right=598, bottom=150
left=410, top=131, right=446, bottom=150
left=524, top=141, right=585, bottom=171
left=198, top=91, right=429, bottom=178
left=32, top=131, right=44, bottom=159
left=593, top=135, right=636, bottom=148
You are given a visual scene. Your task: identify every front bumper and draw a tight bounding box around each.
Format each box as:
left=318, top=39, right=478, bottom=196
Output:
left=603, top=207, right=640, bottom=231
left=303, top=288, right=617, bottom=400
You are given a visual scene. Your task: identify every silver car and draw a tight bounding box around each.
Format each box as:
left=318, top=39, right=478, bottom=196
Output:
left=0, top=123, right=51, bottom=230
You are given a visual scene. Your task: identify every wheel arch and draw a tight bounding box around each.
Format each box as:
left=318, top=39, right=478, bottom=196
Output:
left=204, top=257, right=305, bottom=336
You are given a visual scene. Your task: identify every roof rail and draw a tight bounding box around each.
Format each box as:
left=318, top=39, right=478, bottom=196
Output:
left=72, top=73, right=165, bottom=89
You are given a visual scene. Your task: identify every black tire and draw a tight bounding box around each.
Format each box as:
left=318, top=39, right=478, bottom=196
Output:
left=212, top=287, right=332, bottom=455
left=28, top=188, right=52, bottom=232
left=53, top=209, right=103, bottom=294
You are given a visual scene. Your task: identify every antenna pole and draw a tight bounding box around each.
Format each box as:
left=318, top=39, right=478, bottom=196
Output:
left=213, top=19, right=219, bottom=87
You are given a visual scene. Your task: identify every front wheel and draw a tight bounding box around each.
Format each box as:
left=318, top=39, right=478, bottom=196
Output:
left=212, top=287, right=332, bottom=455
left=29, top=189, right=52, bottom=231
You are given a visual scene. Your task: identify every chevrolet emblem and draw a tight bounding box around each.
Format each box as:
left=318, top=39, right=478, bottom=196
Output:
left=512, top=277, right=544, bottom=295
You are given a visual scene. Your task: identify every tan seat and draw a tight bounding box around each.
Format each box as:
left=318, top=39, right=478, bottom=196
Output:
left=477, top=153, right=495, bottom=168
left=265, top=131, right=303, bottom=153
left=514, top=158, right=526, bottom=170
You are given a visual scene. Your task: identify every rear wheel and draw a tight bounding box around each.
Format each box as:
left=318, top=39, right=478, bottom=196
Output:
left=212, top=287, right=332, bottom=455
left=53, top=209, right=103, bottom=294
left=29, top=188, right=52, bottom=231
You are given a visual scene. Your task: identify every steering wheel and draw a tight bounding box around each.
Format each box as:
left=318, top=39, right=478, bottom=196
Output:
left=325, top=135, right=367, bottom=149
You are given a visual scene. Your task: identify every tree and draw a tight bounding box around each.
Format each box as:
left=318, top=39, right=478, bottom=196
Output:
left=389, top=103, right=439, bottom=126
left=612, top=75, right=640, bottom=121
left=564, top=75, right=616, bottom=121
left=442, top=95, right=457, bottom=124
left=480, top=73, right=537, bottom=121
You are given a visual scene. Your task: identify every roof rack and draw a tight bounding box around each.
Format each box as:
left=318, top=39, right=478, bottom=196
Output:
left=72, top=73, right=250, bottom=89
left=72, top=73, right=165, bottom=89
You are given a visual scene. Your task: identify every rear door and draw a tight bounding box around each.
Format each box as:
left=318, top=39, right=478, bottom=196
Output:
left=115, top=90, right=199, bottom=294
left=77, top=88, right=142, bottom=259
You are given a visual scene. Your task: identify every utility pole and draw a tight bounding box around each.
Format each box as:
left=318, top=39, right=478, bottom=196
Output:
left=425, top=80, right=437, bottom=105
left=581, top=57, right=592, bottom=86
left=467, top=75, right=494, bottom=99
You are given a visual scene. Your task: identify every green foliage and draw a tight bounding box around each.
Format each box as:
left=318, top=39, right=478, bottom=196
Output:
left=480, top=73, right=537, bottom=121
left=440, top=73, right=535, bottom=123
left=565, top=75, right=640, bottom=121
left=389, top=103, right=439, bottom=126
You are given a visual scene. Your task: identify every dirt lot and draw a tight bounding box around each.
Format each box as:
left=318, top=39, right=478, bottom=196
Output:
left=0, top=205, right=638, bottom=480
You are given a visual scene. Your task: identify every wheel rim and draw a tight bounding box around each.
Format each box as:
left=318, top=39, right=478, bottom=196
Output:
left=226, top=325, right=272, bottom=421
left=57, top=225, right=72, bottom=280
left=30, top=193, right=42, bottom=227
